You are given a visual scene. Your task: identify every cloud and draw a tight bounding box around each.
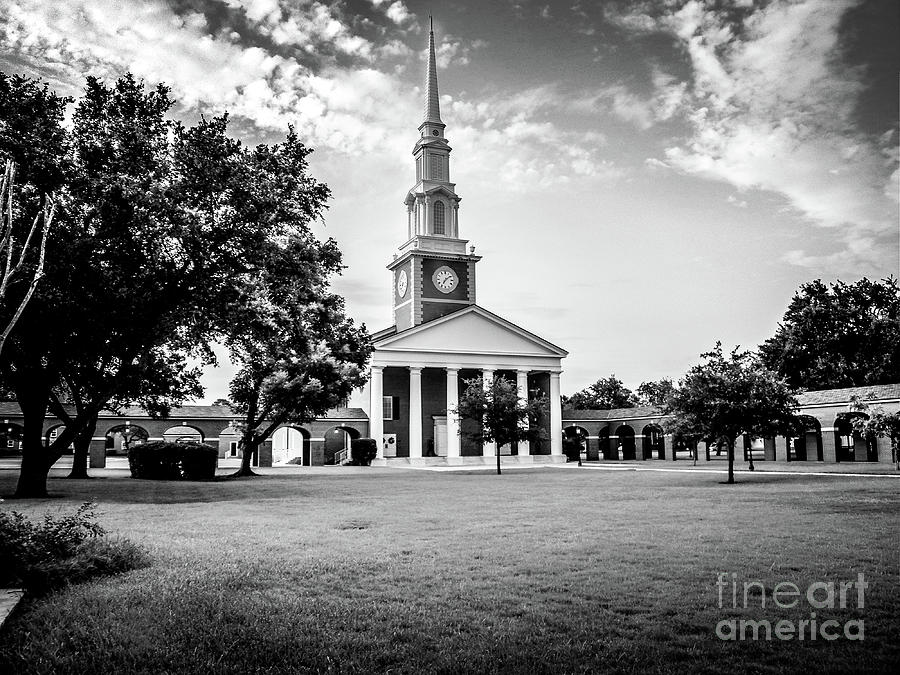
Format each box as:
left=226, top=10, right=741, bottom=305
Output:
left=446, top=87, right=621, bottom=191
left=0, top=0, right=621, bottom=194
left=606, top=0, right=898, bottom=266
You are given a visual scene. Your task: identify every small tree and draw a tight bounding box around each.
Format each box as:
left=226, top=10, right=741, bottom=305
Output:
left=664, top=343, right=798, bottom=484
left=455, top=377, right=548, bottom=475
left=850, top=396, right=900, bottom=471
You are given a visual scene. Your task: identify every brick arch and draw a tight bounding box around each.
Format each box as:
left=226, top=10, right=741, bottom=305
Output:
left=642, top=424, right=665, bottom=460
left=323, top=426, right=361, bottom=465
left=563, top=425, right=590, bottom=461
left=790, top=416, right=822, bottom=461
left=270, top=426, right=311, bottom=465
left=1, top=422, right=24, bottom=455
left=616, top=424, right=636, bottom=460
left=834, top=412, right=877, bottom=462
left=162, top=424, right=206, bottom=444
left=105, top=423, right=150, bottom=455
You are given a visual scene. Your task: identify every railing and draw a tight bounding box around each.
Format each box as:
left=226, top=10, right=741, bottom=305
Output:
left=335, top=449, right=348, bottom=465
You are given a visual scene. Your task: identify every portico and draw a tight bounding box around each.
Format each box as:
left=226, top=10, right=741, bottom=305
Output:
left=369, top=306, right=566, bottom=464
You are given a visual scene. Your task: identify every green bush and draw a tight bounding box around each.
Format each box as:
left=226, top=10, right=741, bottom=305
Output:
left=0, top=503, right=150, bottom=595
left=350, top=438, right=378, bottom=466
left=128, top=441, right=218, bottom=480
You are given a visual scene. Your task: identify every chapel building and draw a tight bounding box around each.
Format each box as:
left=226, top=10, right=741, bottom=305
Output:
left=366, top=25, right=568, bottom=464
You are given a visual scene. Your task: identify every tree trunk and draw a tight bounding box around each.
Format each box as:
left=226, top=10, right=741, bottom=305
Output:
left=726, top=438, right=735, bottom=484
left=496, top=446, right=501, bottom=475
left=14, top=379, right=51, bottom=498
left=232, top=434, right=258, bottom=477
left=67, top=415, right=97, bottom=479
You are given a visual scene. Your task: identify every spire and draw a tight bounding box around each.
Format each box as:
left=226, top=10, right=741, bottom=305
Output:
left=424, top=16, right=443, bottom=125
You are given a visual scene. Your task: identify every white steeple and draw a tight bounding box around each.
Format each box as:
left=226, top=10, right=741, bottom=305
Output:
left=423, top=16, right=443, bottom=127
left=388, top=19, right=480, bottom=331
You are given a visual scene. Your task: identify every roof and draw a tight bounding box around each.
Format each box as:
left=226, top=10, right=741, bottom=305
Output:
left=795, top=383, right=900, bottom=406
left=423, top=25, right=442, bottom=125
left=319, top=407, right=368, bottom=421
left=563, top=405, right=663, bottom=421
left=372, top=304, right=568, bottom=357
left=0, top=403, right=368, bottom=422
left=563, top=383, right=900, bottom=421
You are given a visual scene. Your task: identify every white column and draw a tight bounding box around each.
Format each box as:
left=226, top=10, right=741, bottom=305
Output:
left=549, top=371, right=563, bottom=457
left=517, top=369, right=531, bottom=456
left=424, top=195, right=432, bottom=234
left=409, top=366, right=423, bottom=459
left=415, top=197, right=424, bottom=235
left=446, top=367, right=461, bottom=458
left=482, top=369, right=496, bottom=458
left=369, top=366, right=384, bottom=458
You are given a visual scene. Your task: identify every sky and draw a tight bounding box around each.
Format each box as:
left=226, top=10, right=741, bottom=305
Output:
left=1, top=0, right=897, bottom=402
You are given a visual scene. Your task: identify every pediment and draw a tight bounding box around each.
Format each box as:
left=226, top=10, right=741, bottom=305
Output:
left=373, top=306, right=567, bottom=358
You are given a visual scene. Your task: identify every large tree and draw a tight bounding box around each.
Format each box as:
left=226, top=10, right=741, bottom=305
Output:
left=0, top=74, right=221, bottom=496
left=664, top=343, right=798, bottom=484
left=455, top=377, right=548, bottom=475
left=0, top=160, right=54, bottom=357
left=221, top=133, right=370, bottom=476
left=0, top=73, right=344, bottom=496
left=563, top=375, right=638, bottom=410
left=759, top=277, right=900, bottom=390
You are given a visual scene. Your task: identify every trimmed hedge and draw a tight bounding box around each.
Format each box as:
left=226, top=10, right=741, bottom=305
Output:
left=350, top=438, right=378, bottom=466
left=128, top=441, right=218, bottom=480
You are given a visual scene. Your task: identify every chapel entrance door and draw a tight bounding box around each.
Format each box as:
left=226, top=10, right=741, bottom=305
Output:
left=433, top=416, right=447, bottom=456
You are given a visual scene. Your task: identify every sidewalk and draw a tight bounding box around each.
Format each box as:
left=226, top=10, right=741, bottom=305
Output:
left=560, top=459, right=900, bottom=477
left=0, top=589, right=24, bottom=631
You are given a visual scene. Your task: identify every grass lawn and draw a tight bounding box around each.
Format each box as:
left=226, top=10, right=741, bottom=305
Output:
left=0, top=466, right=897, bottom=674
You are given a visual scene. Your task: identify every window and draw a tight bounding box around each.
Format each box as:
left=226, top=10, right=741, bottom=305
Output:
left=430, top=154, right=443, bottom=180
left=433, top=201, right=445, bottom=235
left=7, top=440, right=14, bottom=448
left=382, top=395, right=400, bottom=421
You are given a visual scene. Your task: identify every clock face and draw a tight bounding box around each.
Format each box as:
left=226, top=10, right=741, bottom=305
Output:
left=432, top=265, right=459, bottom=293
left=396, top=269, right=408, bottom=298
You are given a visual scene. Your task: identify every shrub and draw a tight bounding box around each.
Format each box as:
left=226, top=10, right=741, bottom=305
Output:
left=0, top=503, right=150, bottom=595
left=128, top=441, right=218, bottom=480
left=350, top=438, right=378, bottom=466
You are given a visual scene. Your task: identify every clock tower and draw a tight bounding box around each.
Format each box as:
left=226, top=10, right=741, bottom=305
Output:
left=388, top=20, right=481, bottom=332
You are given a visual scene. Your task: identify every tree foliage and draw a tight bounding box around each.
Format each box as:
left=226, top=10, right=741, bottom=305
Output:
left=850, top=396, right=900, bottom=470
left=0, top=72, right=364, bottom=494
left=664, top=343, right=798, bottom=483
left=635, top=378, right=675, bottom=406
left=455, top=377, right=547, bottom=475
left=221, top=139, right=371, bottom=475
left=563, top=375, right=638, bottom=410
left=759, top=277, right=900, bottom=390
